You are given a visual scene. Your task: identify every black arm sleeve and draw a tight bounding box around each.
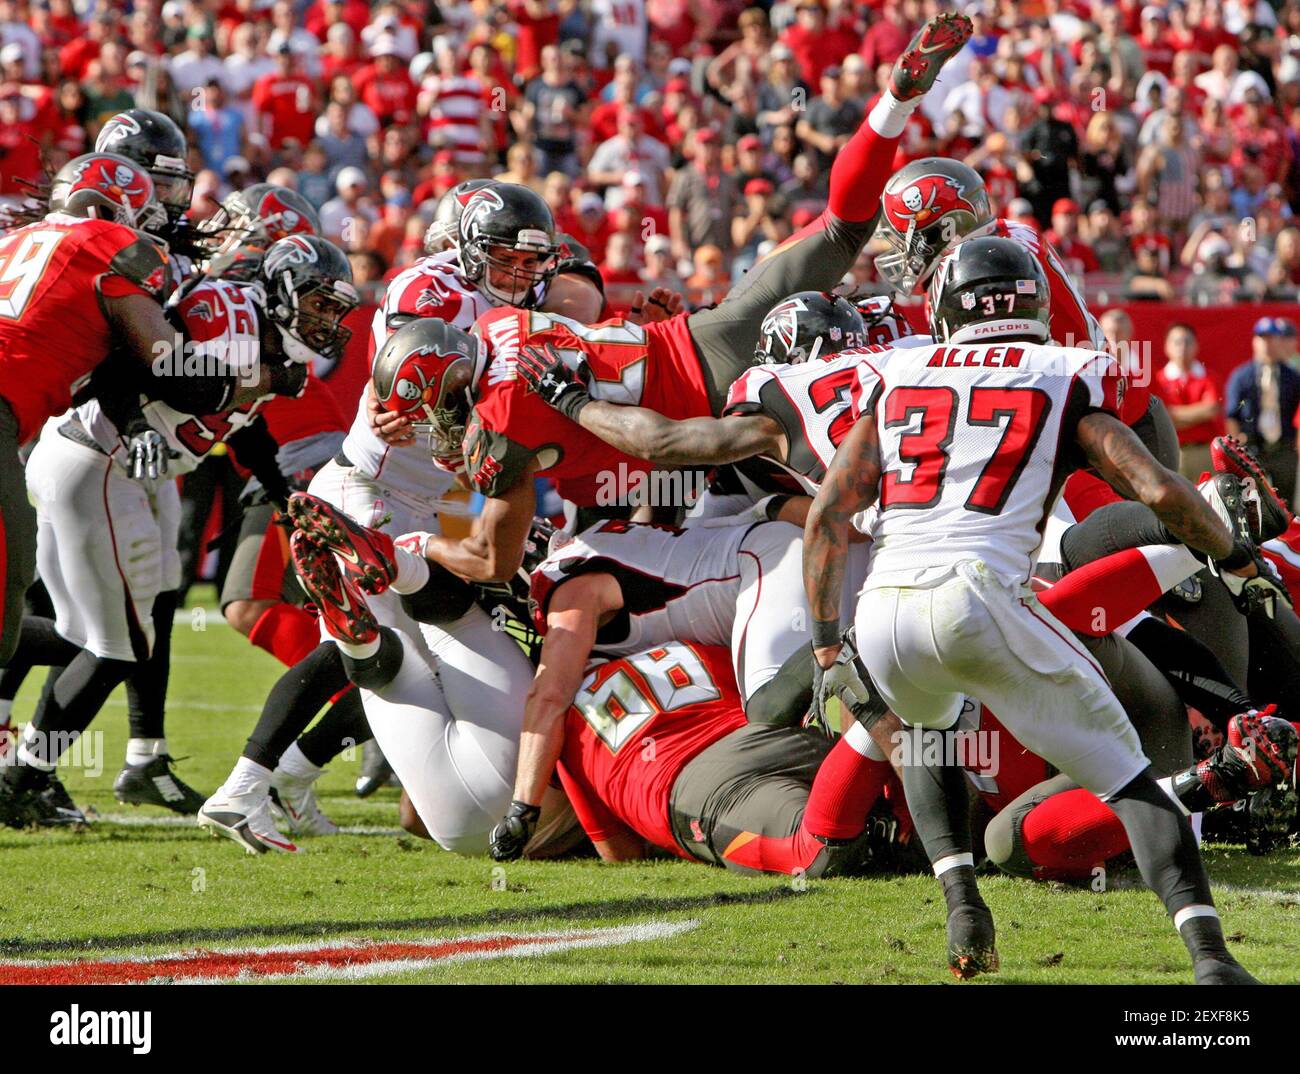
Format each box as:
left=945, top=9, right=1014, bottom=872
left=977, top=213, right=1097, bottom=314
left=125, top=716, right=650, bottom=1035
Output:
left=77, top=351, right=149, bottom=438
left=225, top=416, right=289, bottom=508
left=1125, top=616, right=1253, bottom=730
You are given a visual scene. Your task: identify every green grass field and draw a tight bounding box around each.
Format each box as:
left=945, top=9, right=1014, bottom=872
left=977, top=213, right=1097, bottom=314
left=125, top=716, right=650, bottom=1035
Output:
left=2, top=590, right=1298, bottom=985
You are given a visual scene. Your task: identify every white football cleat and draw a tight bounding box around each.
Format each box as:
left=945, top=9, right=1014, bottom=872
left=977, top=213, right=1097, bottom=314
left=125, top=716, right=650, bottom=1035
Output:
left=269, top=770, right=339, bottom=837
left=198, top=787, right=298, bottom=854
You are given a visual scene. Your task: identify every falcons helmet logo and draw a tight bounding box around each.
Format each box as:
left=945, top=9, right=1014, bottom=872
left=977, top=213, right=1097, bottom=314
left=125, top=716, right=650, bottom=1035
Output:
left=459, top=188, right=506, bottom=244
left=263, top=234, right=317, bottom=274
left=758, top=297, right=808, bottom=358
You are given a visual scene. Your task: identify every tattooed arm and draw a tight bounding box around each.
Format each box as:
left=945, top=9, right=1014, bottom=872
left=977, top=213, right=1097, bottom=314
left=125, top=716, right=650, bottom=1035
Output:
left=577, top=406, right=784, bottom=467
left=803, top=414, right=883, bottom=667
left=1076, top=411, right=1232, bottom=559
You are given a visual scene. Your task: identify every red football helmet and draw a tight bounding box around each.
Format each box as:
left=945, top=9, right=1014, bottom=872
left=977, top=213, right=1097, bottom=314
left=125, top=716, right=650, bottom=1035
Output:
left=48, top=152, right=168, bottom=234
left=875, top=157, right=991, bottom=295
left=371, top=318, right=483, bottom=470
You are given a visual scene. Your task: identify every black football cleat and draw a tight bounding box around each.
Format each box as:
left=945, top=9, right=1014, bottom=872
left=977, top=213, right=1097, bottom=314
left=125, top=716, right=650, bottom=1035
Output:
left=947, top=901, right=999, bottom=980
left=0, top=766, right=87, bottom=828
left=114, top=755, right=206, bottom=815
left=1194, top=957, right=1259, bottom=985
left=1211, top=436, right=1293, bottom=542
left=355, top=738, right=398, bottom=798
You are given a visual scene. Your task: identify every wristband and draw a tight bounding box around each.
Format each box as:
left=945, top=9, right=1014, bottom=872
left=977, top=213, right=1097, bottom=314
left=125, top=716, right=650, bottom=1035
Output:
left=812, top=618, right=841, bottom=649
left=555, top=388, right=593, bottom=423
left=763, top=494, right=793, bottom=522
left=506, top=799, right=542, bottom=822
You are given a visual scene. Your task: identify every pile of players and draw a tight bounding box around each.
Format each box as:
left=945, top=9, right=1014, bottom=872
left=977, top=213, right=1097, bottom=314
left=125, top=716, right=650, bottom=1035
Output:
left=1, top=15, right=1296, bottom=985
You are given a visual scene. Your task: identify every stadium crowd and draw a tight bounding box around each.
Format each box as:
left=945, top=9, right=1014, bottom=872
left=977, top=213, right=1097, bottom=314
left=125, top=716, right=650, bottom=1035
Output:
left=4, top=0, right=1300, bottom=310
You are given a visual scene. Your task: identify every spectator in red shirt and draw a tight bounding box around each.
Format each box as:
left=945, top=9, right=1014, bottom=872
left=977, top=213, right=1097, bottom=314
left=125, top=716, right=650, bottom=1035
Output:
left=1153, top=322, right=1223, bottom=480
left=1230, top=89, right=1289, bottom=186
left=252, top=43, right=318, bottom=149
left=859, top=0, right=913, bottom=72
left=510, top=0, right=561, bottom=83
left=599, top=232, right=645, bottom=315
left=58, top=11, right=115, bottom=81
left=567, top=190, right=612, bottom=263
left=1135, top=5, right=1176, bottom=77
left=353, top=36, right=416, bottom=127
left=1045, top=198, right=1101, bottom=275
left=306, top=0, right=371, bottom=42
left=1128, top=199, right=1172, bottom=273
left=320, top=24, right=364, bottom=84
left=779, top=0, right=858, bottom=88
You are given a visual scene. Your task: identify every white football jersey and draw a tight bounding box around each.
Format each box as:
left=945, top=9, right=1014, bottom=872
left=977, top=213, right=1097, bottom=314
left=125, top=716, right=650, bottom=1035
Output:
left=723, top=334, right=933, bottom=492
left=858, top=339, right=1123, bottom=589
left=75, top=278, right=273, bottom=475
left=530, top=518, right=754, bottom=654
left=340, top=251, right=492, bottom=508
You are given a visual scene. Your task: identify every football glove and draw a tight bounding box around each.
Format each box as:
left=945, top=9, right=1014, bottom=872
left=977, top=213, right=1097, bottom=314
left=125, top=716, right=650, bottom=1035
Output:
left=811, top=628, right=889, bottom=736
left=1211, top=549, right=1292, bottom=619
left=489, top=799, right=541, bottom=861
left=516, top=343, right=592, bottom=421
left=267, top=361, right=308, bottom=399
left=125, top=422, right=175, bottom=481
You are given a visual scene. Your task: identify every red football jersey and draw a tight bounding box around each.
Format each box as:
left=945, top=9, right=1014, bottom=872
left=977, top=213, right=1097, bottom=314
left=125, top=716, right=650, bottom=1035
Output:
left=257, top=372, right=348, bottom=446
left=1262, top=519, right=1300, bottom=609
left=957, top=700, right=1050, bottom=814
left=0, top=214, right=168, bottom=441
left=556, top=642, right=745, bottom=855
left=465, top=307, right=711, bottom=504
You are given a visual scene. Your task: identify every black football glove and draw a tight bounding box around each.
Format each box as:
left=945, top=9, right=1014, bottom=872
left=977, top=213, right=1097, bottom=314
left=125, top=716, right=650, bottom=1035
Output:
left=516, top=343, right=592, bottom=421
left=488, top=799, right=541, bottom=861
left=124, top=420, right=176, bottom=481
left=267, top=361, right=308, bottom=399
left=810, top=628, right=889, bottom=736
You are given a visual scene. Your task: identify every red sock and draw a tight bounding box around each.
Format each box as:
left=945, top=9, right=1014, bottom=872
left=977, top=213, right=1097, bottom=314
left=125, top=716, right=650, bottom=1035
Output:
left=803, top=737, right=891, bottom=841
left=1039, top=547, right=1166, bottom=636
left=248, top=604, right=320, bottom=667
left=1061, top=471, right=1122, bottom=522
left=1019, top=787, right=1129, bottom=880
left=827, top=120, right=902, bottom=224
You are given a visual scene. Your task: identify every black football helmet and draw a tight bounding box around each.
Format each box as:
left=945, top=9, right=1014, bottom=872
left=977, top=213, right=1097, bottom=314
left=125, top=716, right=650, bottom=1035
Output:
left=456, top=183, right=561, bottom=308
left=875, top=156, right=992, bottom=295
left=200, top=183, right=321, bottom=259
left=371, top=318, right=481, bottom=470
left=927, top=236, right=1050, bottom=344
left=95, top=109, right=194, bottom=226
left=424, top=178, right=495, bottom=254
left=260, top=235, right=360, bottom=363
left=754, top=291, right=867, bottom=364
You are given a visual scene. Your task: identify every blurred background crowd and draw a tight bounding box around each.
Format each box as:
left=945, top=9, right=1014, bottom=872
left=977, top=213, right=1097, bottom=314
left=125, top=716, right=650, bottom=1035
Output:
left=4, top=0, right=1300, bottom=312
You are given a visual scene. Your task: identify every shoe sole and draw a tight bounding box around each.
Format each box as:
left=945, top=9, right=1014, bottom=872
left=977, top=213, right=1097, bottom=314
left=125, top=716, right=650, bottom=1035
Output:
left=289, top=495, right=396, bottom=594
left=1212, top=438, right=1292, bottom=540
left=269, top=786, right=339, bottom=838
left=197, top=809, right=297, bottom=855
left=291, top=539, right=381, bottom=645
left=892, top=14, right=972, bottom=100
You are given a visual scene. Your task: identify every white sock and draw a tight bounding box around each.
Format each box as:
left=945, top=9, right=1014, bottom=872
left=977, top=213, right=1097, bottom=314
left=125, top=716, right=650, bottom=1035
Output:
left=844, top=721, right=879, bottom=758
left=335, top=636, right=381, bottom=660
left=279, top=741, right=322, bottom=782
left=226, top=756, right=273, bottom=797
left=391, top=537, right=432, bottom=594
left=1191, top=811, right=1203, bottom=844
left=868, top=89, right=921, bottom=139
left=16, top=722, right=55, bottom=772
left=125, top=737, right=167, bottom=766
left=932, top=851, right=974, bottom=879
left=1155, top=775, right=1193, bottom=816
left=1173, top=904, right=1219, bottom=931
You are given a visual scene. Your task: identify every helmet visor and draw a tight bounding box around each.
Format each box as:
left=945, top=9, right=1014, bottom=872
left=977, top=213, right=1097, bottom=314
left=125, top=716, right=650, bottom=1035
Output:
left=873, top=220, right=944, bottom=296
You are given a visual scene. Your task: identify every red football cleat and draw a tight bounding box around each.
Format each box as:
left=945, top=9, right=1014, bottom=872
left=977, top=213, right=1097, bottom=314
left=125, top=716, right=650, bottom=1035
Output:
left=890, top=12, right=973, bottom=102
left=1227, top=708, right=1298, bottom=790
left=288, top=491, right=398, bottom=595
left=1211, top=436, right=1293, bottom=542
left=290, top=531, right=380, bottom=646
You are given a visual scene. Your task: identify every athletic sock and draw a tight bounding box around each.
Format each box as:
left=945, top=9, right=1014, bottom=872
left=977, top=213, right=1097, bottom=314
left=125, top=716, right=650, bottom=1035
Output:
left=125, top=737, right=168, bottom=767
left=900, top=727, right=973, bottom=862
left=226, top=755, right=273, bottom=797
left=827, top=111, right=903, bottom=224
left=22, top=650, right=134, bottom=766
left=278, top=740, right=322, bottom=781
left=296, top=689, right=370, bottom=768
left=16, top=721, right=55, bottom=772
left=867, top=88, right=921, bottom=138
left=803, top=723, right=890, bottom=842
left=339, top=627, right=405, bottom=691
left=248, top=603, right=321, bottom=667
left=935, top=854, right=986, bottom=913
left=1176, top=906, right=1232, bottom=963
left=126, top=590, right=177, bottom=741
left=0, top=616, right=81, bottom=701
left=1038, top=545, right=1201, bottom=636
left=242, top=643, right=350, bottom=771
left=1018, top=787, right=1130, bottom=879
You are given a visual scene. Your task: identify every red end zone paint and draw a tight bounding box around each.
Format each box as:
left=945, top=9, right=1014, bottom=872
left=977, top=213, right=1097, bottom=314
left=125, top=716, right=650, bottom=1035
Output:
left=0, top=920, right=699, bottom=985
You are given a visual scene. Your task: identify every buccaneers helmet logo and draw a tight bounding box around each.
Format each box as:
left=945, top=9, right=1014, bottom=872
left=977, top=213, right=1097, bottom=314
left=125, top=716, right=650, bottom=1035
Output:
left=883, top=174, right=978, bottom=234
left=257, top=191, right=308, bottom=239
left=759, top=297, right=807, bottom=358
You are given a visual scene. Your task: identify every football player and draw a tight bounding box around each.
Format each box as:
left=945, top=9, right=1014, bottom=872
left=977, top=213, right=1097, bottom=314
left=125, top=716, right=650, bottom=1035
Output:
left=488, top=640, right=899, bottom=878
left=804, top=236, right=1260, bottom=984
left=0, top=152, right=253, bottom=676
left=0, top=236, right=354, bottom=828
left=199, top=183, right=322, bottom=283
left=369, top=14, right=973, bottom=585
